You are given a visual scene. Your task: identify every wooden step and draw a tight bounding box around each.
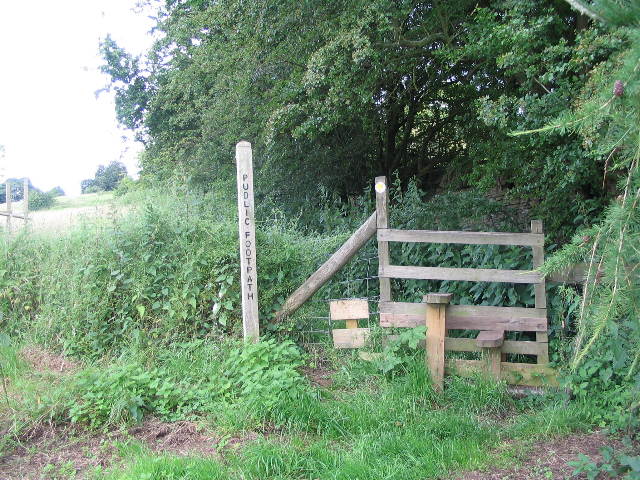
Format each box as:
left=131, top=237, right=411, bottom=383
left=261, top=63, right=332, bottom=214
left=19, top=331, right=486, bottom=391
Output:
left=476, top=330, right=505, bottom=348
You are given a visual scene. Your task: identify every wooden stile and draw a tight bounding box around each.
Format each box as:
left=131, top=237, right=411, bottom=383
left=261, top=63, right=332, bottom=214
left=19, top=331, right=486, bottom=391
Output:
left=376, top=216, right=554, bottom=388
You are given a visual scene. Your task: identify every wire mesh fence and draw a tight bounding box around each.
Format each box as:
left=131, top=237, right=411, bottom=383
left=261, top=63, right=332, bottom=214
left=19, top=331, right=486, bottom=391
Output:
left=293, top=253, right=382, bottom=345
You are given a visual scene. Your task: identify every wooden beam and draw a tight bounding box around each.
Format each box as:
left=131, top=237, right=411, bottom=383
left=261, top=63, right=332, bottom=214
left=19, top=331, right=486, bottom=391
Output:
left=0, top=211, right=26, bottom=219
left=275, top=212, right=377, bottom=321
left=446, top=359, right=559, bottom=387
left=379, top=265, right=542, bottom=284
left=5, top=180, right=11, bottom=232
left=23, top=178, right=29, bottom=220
left=378, top=229, right=543, bottom=246
left=236, top=141, right=260, bottom=342
left=375, top=176, right=391, bottom=302
left=531, top=220, right=549, bottom=364
left=445, top=337, right=547, bottom=356
left=424, top=293, right=451, bottom=392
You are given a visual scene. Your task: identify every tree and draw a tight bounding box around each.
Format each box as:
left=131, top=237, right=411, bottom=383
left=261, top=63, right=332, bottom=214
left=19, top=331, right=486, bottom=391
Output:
left=100, top=0, right=616, bottom=234
left=81, top=161, right=128, bottom=193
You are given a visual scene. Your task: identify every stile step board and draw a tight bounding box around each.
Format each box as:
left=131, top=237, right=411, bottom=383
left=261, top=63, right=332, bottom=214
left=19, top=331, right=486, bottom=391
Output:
left=445, top=359, right=558, bottom=387
left=329, top=299, right=369, bottom=321
left=476, top=330, right=505, bottom=348
left=332, top=328, right=370, bottom=349
left=445, top=337, right=547, bottom=356
left=379, top=302, right=547, bottom=332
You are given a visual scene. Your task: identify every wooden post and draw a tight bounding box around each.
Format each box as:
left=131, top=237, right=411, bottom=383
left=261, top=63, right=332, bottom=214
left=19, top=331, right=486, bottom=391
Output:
left=23, top=178, right=29, bottom=222
left=5, top=180, right=11, bottom=232
left=275, top=212, right=377, bottom=321
left=375, top=176, right=391, bottom=302
left=236, top=141, right=259, bottom=342
left=424, top=293, right=452, bottom=392
left=531, top=220, right=549, bottom=364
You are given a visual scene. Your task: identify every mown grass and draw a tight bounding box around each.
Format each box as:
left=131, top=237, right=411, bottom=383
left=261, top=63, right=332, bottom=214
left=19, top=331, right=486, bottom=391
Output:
left=46, top=192, right=116, bottom=211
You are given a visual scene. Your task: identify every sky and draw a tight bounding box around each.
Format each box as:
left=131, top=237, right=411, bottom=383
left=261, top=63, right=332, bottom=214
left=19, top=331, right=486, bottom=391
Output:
left=0, top=1, right=155, bottom=196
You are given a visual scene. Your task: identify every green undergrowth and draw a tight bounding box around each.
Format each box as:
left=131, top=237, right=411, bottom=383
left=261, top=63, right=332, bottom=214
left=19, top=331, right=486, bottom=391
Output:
left=1, top=336, right=601, bottom=480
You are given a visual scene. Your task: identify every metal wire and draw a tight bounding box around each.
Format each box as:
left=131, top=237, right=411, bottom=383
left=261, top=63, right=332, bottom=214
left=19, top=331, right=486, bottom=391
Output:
left=296, top=254, right=381, bottom=345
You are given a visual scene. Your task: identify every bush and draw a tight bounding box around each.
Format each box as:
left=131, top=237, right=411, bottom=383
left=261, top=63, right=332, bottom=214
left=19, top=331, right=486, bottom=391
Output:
left=28, top=190, right=55, bottom=211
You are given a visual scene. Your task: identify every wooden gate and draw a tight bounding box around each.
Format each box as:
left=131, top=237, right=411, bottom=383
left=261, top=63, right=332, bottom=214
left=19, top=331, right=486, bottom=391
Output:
left=374, top=176, right=556, bottom=389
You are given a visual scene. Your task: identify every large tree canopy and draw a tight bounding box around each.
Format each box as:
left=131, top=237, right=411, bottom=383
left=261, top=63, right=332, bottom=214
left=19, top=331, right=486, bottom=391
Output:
left=101, top=0, right=623, bottom=235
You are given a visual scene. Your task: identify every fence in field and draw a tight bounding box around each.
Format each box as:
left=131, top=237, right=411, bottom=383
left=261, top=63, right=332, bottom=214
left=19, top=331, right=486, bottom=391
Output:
left=1, top=179, right=29, bottom=232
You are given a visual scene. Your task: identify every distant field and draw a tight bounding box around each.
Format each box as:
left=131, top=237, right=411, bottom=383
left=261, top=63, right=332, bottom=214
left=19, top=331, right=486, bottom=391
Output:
left=0, top=192, right=120, bottom=232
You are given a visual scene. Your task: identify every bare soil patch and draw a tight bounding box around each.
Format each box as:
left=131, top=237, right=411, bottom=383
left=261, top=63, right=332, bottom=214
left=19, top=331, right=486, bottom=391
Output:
left=457, top=431, right=623, bottom=480
left=0, top=419, right=221, bottom=479
left=20, top=346, right=78, bottom=374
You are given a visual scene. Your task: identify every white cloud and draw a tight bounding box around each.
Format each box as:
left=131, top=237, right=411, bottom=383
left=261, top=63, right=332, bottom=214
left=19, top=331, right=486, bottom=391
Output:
left=0, top=0, right=155, bottom=195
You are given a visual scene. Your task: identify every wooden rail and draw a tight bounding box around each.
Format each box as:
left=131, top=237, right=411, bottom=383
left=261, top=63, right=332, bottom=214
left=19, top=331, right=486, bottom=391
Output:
left=378, top=229, right=543, bottom=246
left=379, top=265, right=542, bottom=284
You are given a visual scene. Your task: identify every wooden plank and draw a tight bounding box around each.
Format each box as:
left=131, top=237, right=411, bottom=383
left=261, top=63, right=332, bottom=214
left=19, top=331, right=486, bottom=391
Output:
left=236, top=141, right=260, bottom=342
left=548, top=263, right=590, bottom=284
left=0, top=211, right=26, bottom=219
left=379, top=302, right=547, bottom=331
left=332, top=328, right=370, bottom=349
left=501, top=362, right=558, bottom=387
left=275, top=212, right=377, bottom=321
left=23, top=177, right=29, bottom=219
left=476, top=330, right=504, bottom=348
left=5, top=180, right=11, bottom=232
left=531, top=220, right=549, bottom=364
left=426, top=303, right=446, bottom=392
left=379, top=265, right=542, bottom=284
left=381, top=301, right=542, bottom=317
left=380, top=312, right=546, bottom=331
left=446, top=359, right=559, bottom=387
left=378, top=229, right=543, bottom=247
left=375, top=176, right=391, bottom=302
left=445, top=337, right=547, bottom=356
left=329, top=299, right=369, bottom=321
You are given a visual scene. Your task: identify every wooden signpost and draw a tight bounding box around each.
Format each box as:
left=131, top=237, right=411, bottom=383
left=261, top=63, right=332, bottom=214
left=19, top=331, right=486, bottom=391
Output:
left=235, top=141, right=259, bottom=342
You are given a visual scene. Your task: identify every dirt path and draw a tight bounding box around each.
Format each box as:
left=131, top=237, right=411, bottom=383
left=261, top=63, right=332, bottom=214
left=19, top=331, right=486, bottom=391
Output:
left=457, top=431, right=623, bottom=480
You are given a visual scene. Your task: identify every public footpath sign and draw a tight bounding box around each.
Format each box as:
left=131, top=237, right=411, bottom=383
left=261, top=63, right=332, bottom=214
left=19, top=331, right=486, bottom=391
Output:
left=235, top=141, right=259, bottom=341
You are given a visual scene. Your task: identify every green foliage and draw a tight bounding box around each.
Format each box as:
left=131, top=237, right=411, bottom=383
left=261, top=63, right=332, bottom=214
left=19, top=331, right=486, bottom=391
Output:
left=81, top=161, right=128, bottom=194
left=528, top=0, right=640, bottom=432
left=0, top=188, right=340, bottom=357
left=218, top=339, right=307, bottom=409
left=67, top=362, right=211, bottom=428
left=28, top=189, right=56, bottom=211
left=569, top=438, right=640, bottom=480
left=375, top=326, right=426, bottom=375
